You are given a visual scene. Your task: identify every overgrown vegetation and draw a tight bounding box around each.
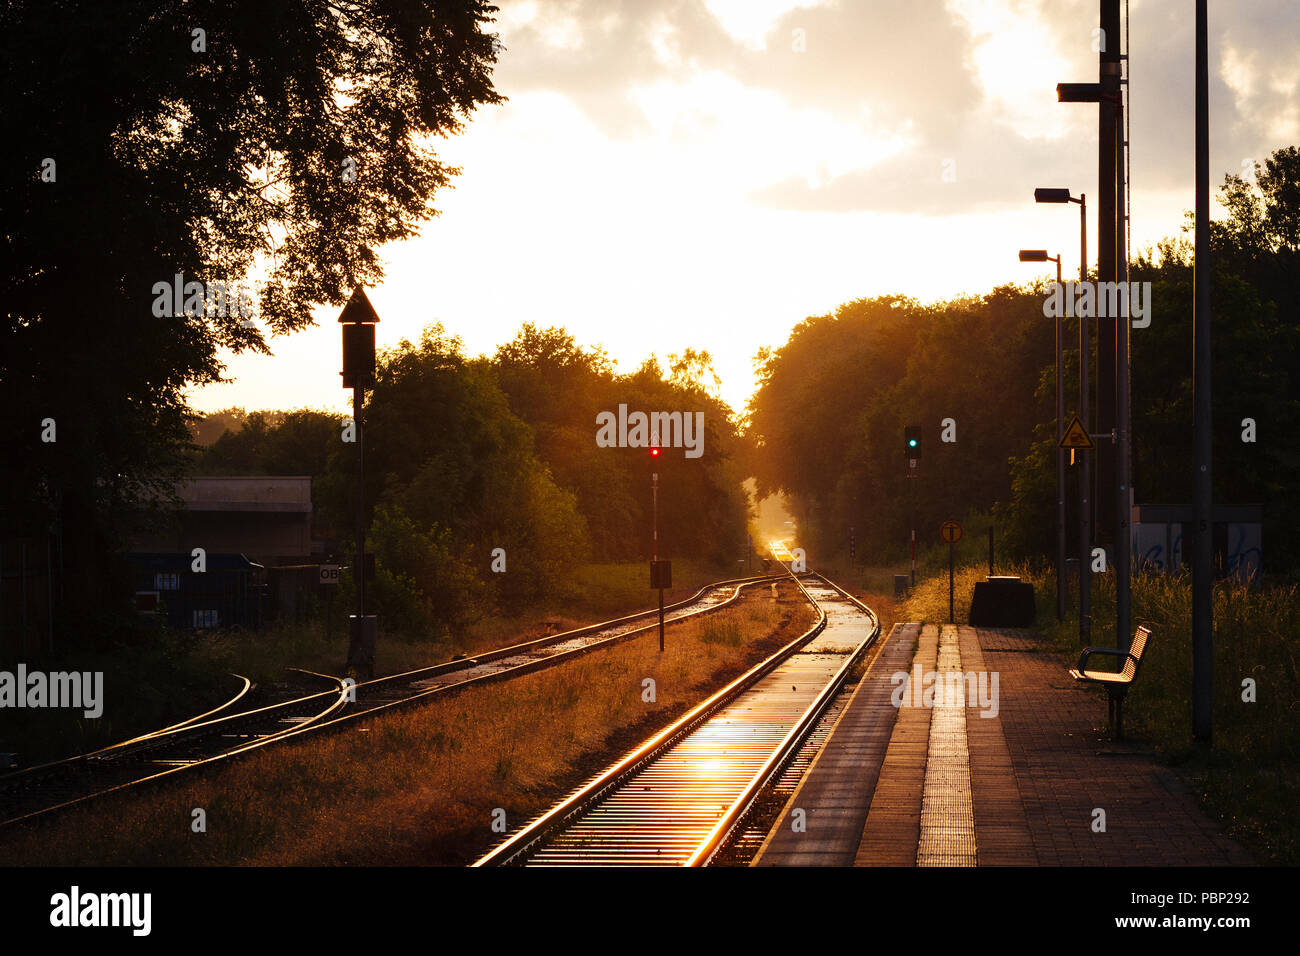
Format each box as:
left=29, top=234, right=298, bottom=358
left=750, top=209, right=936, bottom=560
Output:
left=175, top=326, right=752, bottom=641
left=896, top=556, right=1300, bottom=864
left=0, top=585, right=815, bottom=866
left=0, top=0, right=505, bottom=635
left=751, top=146, right=1300, bottom=863
left=750, top=145, right=1300, bottom=573
left=2, top=560, right=732, bottom=766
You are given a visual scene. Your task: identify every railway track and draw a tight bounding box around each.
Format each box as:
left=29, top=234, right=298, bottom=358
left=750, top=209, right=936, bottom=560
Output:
left=473, top=571, right=880, bottom=867
left=0, top=572, right=780, bottom=829
left=318, top=572, right=781, bottom=727
left=0, top=670, right=347, bottom=826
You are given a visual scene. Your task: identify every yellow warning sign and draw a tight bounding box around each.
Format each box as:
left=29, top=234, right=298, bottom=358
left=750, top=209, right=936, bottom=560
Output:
left=1059, top=416, right=1094, bottom=450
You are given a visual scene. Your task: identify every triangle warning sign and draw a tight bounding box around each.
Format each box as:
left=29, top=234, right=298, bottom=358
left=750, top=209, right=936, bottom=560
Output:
left=1059, top=416, right=1094, bottom=449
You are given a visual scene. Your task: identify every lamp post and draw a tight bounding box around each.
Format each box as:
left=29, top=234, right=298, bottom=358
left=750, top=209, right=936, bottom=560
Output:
left=339, top=287, right=380, bottom=678
left=1033, top=188, right=1087, bottom=285
left=1033, top=188, right=1090, bottom=630
left=1059, top=3, right=1127, bottom=651
left=1020, top=250, right=1065, bottom=623
left=1052, top=78, right=1106, bottom=651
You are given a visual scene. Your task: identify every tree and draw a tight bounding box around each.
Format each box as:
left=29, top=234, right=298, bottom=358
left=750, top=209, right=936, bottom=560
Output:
left=190, top=407, right=251, bottom=447
left=363, top=325, right=590, bottom=615
left=0, top=1, right=503, bottom=629
left=494, top=328, right=751, bottom=564
left=1000, top=146, right=1300, bottom=569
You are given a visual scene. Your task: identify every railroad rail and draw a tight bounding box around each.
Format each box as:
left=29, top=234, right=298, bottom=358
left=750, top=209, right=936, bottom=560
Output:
left=473, top=571, right=880, bottom=867
left=0, top=672, right=253, bottom=788
left=0, top=670, right=348, bottom=826
left=0, top=572, right=781, bottom=828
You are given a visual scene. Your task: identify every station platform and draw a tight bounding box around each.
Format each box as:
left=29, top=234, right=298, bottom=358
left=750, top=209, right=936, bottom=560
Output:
left=754, top=622, right=1253, bottom=866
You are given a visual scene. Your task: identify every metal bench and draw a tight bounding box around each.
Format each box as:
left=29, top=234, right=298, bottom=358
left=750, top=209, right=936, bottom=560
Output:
left=1068, top=625, right=1152, bottom=739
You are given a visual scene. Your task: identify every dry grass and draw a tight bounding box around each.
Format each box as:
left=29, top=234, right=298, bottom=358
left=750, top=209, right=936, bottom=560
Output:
left=900, top=561, right=1000, bottom=627
left=5, top=560, right=736, bottom=767
left=200, top=559, right=740, bottom=681
left=450, top=559, right=736, bottom=659
left=1, top=582, right=815, bottom=866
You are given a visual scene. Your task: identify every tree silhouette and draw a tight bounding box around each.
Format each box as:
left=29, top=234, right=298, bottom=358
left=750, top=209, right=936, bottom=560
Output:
left=0, top=1, right=503, bottom=624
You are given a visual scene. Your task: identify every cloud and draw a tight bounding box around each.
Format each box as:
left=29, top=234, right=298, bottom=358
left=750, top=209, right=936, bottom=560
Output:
left=752, top=124, right=1085, bottom=215
left=491, top=0, right=742, bottom=136
left=489, top=0, right=1300, bottom=217
left=492, top=1, right=983, bottom=139
left=1123, top=0, right=1300, bottom=193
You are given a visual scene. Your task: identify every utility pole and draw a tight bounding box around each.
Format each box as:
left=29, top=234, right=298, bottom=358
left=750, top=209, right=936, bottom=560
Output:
left=1114, top=0, right=1133, bottom=653
left=1096, top=0, right=1121, bottom=552
left=1079, top=269, right=1093, bottom=649
left=1076, top=194, right=1091, bottom=642
left=1054, top=254, right=1066, bottom=623
left=1192, top=0, right=1213, bottom=742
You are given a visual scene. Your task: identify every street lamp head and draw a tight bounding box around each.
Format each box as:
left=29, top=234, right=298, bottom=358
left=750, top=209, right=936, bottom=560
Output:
left=1034, top=188, right=1072, bottom=204
left=1018, top=249, right=1049, bottom=263
left=1056, top=82, right=1101, bottom=102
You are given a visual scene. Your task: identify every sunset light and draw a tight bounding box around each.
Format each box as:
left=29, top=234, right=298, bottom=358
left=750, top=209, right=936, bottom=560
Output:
left=2, top=0, right=1292, bottom=940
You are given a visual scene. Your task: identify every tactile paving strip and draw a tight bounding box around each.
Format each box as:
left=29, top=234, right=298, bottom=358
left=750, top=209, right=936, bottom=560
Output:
left=916, top=624, right=977, bottom=866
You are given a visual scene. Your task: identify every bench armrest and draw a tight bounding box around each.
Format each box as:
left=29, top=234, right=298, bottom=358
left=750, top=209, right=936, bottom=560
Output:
left=1076, top=646, right=1137, bottom=673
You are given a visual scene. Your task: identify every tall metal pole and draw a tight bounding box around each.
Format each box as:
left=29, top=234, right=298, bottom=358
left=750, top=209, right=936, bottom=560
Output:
left=1096, top=0, right=1121, bottom=550
left=948, top=541, right=955, bottom=624
left=1079, top=265, right=1093, bottom=649
left=1116, top=43, right=1132, bottom=651
left=1055, top=255, right=1065, bottom=622
left=1192, top=0, right=1213, bottom=742
left=354, top=381, right=365, bottom=620
left=653, top=470, right=663, bottom=652
left=909, top=468, right=916, bottom=587
left=1080, top=195, right=1088, bottom=284
left=46, top=532, right=54, bottom=654
left=20, top=543, right=27, bottom=656
left=1078, top=195, right=1091, bottom=640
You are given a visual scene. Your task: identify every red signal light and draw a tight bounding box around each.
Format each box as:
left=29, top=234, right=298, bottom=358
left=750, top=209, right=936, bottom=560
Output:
left=650, top=447, right=661, bottom=457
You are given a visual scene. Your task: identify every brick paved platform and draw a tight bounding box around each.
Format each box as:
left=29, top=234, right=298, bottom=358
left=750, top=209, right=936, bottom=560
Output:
left=755, top=624, right=1253, bottom=866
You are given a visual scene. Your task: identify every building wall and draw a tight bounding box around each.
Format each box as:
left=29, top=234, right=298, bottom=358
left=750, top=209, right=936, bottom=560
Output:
left=133, top=512, right=311, bottom=563
left=129, top=476, right=313, bottom=564
left=1133, top=514, right=1262, bottom=583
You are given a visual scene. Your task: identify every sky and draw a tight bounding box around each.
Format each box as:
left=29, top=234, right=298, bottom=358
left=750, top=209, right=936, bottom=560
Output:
left=187, top=0, right=1300, bottom=418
